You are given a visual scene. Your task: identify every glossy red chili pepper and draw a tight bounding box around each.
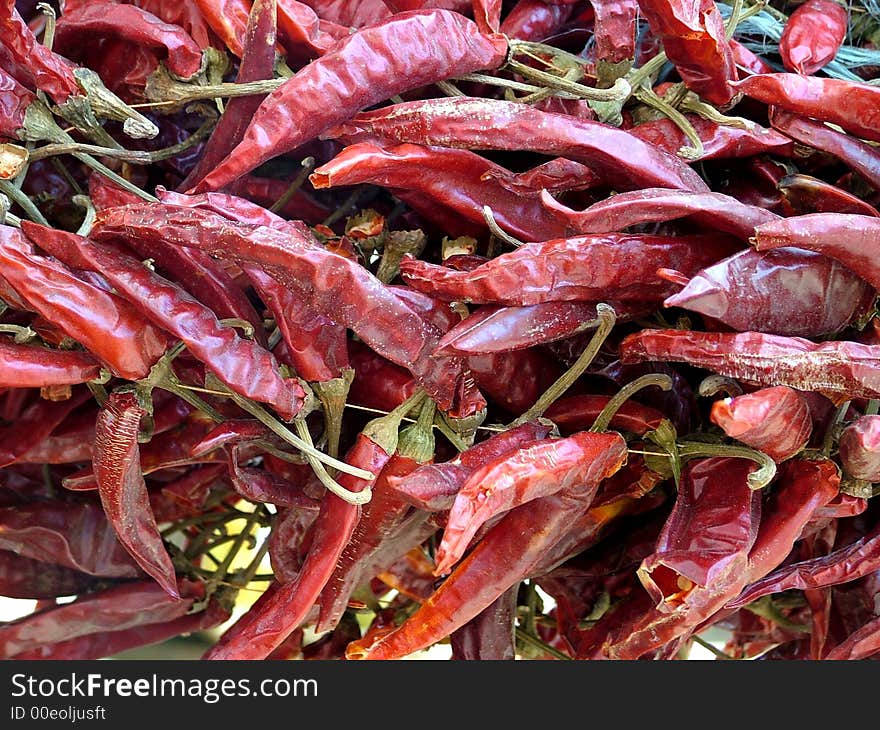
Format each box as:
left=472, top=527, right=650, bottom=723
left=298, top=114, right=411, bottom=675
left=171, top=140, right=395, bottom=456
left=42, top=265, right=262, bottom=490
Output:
left=778, top=174, right=880, bottom=217
left=0, top=550, right=97, bottom=600
left=346, top=432, right=627, bottom=659
left=192, top=0, right=251, bottom=56
left=467, top=349, right=561, bottom=415
left=276, top=0, right=349, bottom=60
left=710, top=386, right=812, bottom=462
left=399, top=233, right=739, bottom=306
left=635, top=0, right=737, bottom=106
left=331, top=97, right=709, bottom=193
left=0, top=64, right=34, bottom=139
left=0, top=337, right=101, bottom=388
left=192, top=10, right=508, bottom=192
left=585, top=0, right=636, bottom=64
left=729, top=39, right=773, bottom=75
left=838, top=415, right=880, bottom=482
left=620, top=329, right=880, bottom=402
left=310, top=141, right=569, bottom=243
left=92, top=203, right=481, bottom=416
left=752, top=213, right=880, bottom=293
left=0, top=580, right=199, bottom=659
left=180, top=0, right=278, bottom=190
left=0, top=500, right=141, bottom=577
left=540, top=187, right=777, bottom=241
left=664, top=247, right=873, bottom=338
left=93, top=391, right=179, bottom=597
left=734, top=74, right=880, bottom=144
left=779, top=0, right=847, bottom=75
left=55, top=2, right=204, bottom=80
left=3, top=225, right=169, bottom=379
left=500, top=0, right=573, bottom=41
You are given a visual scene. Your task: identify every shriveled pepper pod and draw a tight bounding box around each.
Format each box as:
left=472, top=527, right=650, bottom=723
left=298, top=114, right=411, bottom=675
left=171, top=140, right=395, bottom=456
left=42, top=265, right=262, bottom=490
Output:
left=839, top=415, right=880, bottom=482
left=710, top=386, right=812, bottom=462
left=779, top=0, right=848, bottom=76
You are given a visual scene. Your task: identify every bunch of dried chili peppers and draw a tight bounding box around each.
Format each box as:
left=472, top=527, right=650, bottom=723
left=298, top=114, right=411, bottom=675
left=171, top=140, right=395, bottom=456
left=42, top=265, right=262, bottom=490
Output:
left=1, top=0, right=880, bottom=661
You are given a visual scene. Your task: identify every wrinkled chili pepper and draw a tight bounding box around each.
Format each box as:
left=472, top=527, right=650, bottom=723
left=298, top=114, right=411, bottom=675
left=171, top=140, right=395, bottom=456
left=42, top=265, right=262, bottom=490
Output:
left=301, top=0, right=392, bottom=27
left=543, top=394, right=666, bottom=436
left=0, top=549, right=97, bottom=600
left=93, top=391, right=179, bottom=597
left=399, top=233, right=739, bottom=306
left=192, top=0, right=252, bottom=56
left=451, top=585, right=517, bottom=660
left=710, top=386, right=812, bottom=462
left=0, top=64, right=34, bottom=140
left=778, top=174, right=880, bottom=217
left=500, top=0, right=573, bottom=42
left=620, top=329, right=880, bottom=402
left=779, top=0, right=847, bottom=76
left=330, top=97, right=709, bottom=193
left=0, top=337, right=101, bottom=387
left=276, top=0, right=349, bottom=60
left=839, top=415, right=880, bottom=482
left=589, top=0, right=637, bottom=65
left=192, top=10, right=508, bottom=192
left=347, top=431, right=627, bottom=659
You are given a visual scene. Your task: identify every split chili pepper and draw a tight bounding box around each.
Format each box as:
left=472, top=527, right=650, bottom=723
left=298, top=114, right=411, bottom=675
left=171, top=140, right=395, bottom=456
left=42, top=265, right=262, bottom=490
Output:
left=733, top=74, right=880, bottom=144
left=0, top=550, right=97, bottom=600
left=0, top=501, right=141, bottom=578
left=0, top=337, right=101, bottom=388
left=434, top=301, right=646, bottom=357
left=0, top=579, right=200, bottom=659
left=53, top=2, right=205, bottom=81
left=777, top=175, right=880, bottom=217
left=346, top=431, right=627, bottom=659
left=93, top=391, right=179, bottom=597
left=330, top=97, right=710, bottom=193
left=838, top=415, right=880, bottom=482
left=709, top=386, right=812, bottom=462
left=539, top=187, right=778, bottom=241
left=620, top=329, right=880, bottom=402
left=91, top=202, right=482, bottom=417
left=191, top=9, right=508, bottom=192
left=663, top=247, right=873, bottom=338
left=180, top=0, right=278, bottom=191
left=1, top=225, right=169, bottom=379
left=500, top=0, right=573, bottom=42
left=398, top=233, right=739, bottom=306
left=752, top=213, right=880, bottom=292
left=769, top=109, right=880, bottom=192
left=451, top=585, right=517, bottom=660
left=634, top=0, right=737, bottom=106
left=779, top=0, right=848, bottom=76
left=309, top=142, right=570, bottom=243
left=204, top=394, right=423, bottom=659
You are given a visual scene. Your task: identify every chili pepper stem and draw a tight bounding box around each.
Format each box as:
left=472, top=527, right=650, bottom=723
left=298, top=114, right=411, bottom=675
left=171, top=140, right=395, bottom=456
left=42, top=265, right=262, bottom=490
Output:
left=589, top=374, right=674, bottom=432
left=269, top=157, right=315, bottom=214
left=311, top=369, right=355, bottom=460
left=698, top=375, right=744, bottom=398
left=69, top=67, right=160, bottom=140
left=482, top=206, right=525, bottom=248
left=506, top=58, right=632, bottom=103
left=210, top=505, right=264, bottom=588
left=821, top=401, right=850, bottom=456
left=0, top=179, right=49, bottom=226
left=510, top=304, right=616, bottom=427
left=690, top=634, right=734, bottom=660
left=634, top=87, right=704, bottom=160
left=72, top=195, right=95, bottom=237
left=678, top=441, right=777, bottom=489
left=292, top=418, right=373, bottom=505
left=515, top=627, right=571, bottom=660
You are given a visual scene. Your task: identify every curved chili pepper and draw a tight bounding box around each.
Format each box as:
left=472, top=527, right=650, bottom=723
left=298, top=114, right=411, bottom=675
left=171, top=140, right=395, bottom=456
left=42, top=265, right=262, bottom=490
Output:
left=179, top=0, right=279, bottom=191
left=93, top=391, right=179, bottom=597
left=770, top=109, right=880, bottom=192
left=331, top=97, right=709, bottom=193
left=310, top=142, right=569, bottom=243
left=779, top=0, right=847, bottom=76
left=486, top=157, right=600, bottom=195
left=710, top=386, right=812, bottom=462
left=191, top=10, right=508, bottom=192
left=92, top=202, right=480, bottom=416
left=839, top=415, right=880, bottom=482
left=0, top=337, right=101, bottom=388
left=663, top=247, right=873, bottom=338
left=730, top=39, right=773, bottom=75
left=734, top=74, right=880, bottom=144
left=543, top=394, right=666, bottom=435
left=635, top=0, right=737, bottom=106
left=0, top=580, right=199, bottom=659
left=752, top=213, right=880, bottom=293
left=347, top=431, right=627, bottom=659
left=54, top=2, right=204, bottom=80
left=276, top=0, right=349, bottom=60
left=193, top=0, right=252, bottom=56
left=0, top=501, right=141, bottom=577
left=435, top=301, right=645, bottom=356
left=2, top=226, right=169, bottom=379
left=0, top=550, right=97, bottom=600
left=500, top=0, right=573, bottom=41
left=540, top=187, right=778, bottom=241
left=621, top=329, right=880, bottom=402
left=399, top=233, right=739, bottom=306
left=778, top=174, right=880, bottom=217
left=451, top=585, right=517, bottom=660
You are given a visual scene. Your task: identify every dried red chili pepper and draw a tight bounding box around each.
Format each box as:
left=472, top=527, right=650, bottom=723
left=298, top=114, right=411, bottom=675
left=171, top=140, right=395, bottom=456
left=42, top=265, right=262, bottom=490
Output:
left=399, top=233, right=738, bottom=306
left=54, top=2, right=204, bottom=80
left=540, top=187, right=777, bottom=241
left=0, top=64, right=34, bottom=140
left=451, top=585, right=517, bottom=660
left=839, top=415, right=880, bottom=482
left=300, top=0, right=392, bottom=27
left=620, top=329, right=880, bottom=402
left=193, top=0, right=252, bottom=56
left=0, top=550, right=97, bottom=600
left=0, top=337, right=101, bottom=388
left=276, top=0, right=349, bottom=60
left=778, top=174, right=880, bottom=217
left=191, top=10, right=508, bottom=192
left=347, top=339, right=418, bottom=412
left=635, top=0, right=737, bottom=106
left=734, top=74, right=880, bottom=144
left=331, top=97, right=709, bottom=193
left=825, top=613, right=880, bottom=660
left=347, top=431, right=627, bottom=659
left=779, top=0, right=847, bottom=76
left=752, top=213, right=880, bottom=292
left=664, top=247, right=873, bottom=338
left=589, top=0, right=637, bottom=65
left=710, top=386, right=812, bottom=462
left=730, top=39, right=773, bottom=75
left=500, top=0, right=573, bottom=41
left=543, top=394, right=666, bottom=436
left=93, top=391, right=179, bottom=597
